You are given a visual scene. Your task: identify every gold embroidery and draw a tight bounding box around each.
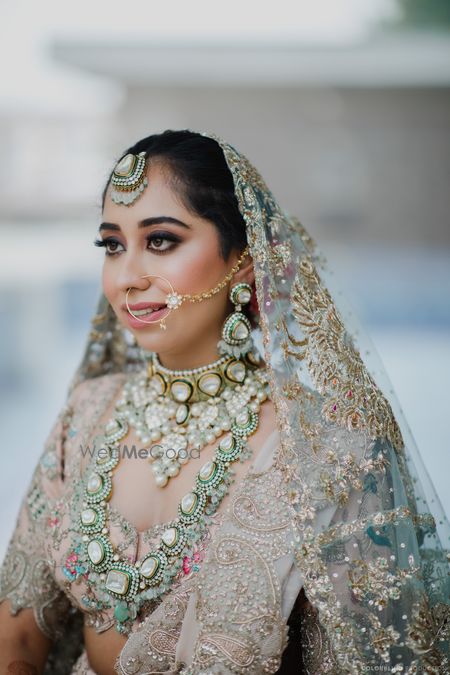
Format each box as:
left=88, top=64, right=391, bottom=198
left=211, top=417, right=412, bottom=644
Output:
left=314, top=505, right=437, bottom=553
left=148, top=627, right=181, bottom=655
left=300, top=603, right=340, bottom=674
left=196, top=633, right=256, bottom=668
left=405, top=596, right=450, bottom=673
left=268, top=241, right=292, bottom=277
left=367, top=614, right=401, bottom=662
left=348, top=557, right=403, bottom=608
left=215, top=135, right=450, bottom=674
left=288, top=256, right=404, bottom=451
left=190, top=469, right=292, bottom=674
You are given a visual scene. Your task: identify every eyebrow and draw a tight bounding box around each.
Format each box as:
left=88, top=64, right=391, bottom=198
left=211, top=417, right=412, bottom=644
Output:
left=98, top=216, right=191, bottom=232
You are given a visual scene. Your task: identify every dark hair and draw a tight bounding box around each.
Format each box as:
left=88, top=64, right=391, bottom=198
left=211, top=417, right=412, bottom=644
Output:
left=101, top=129, right=247, bottom=261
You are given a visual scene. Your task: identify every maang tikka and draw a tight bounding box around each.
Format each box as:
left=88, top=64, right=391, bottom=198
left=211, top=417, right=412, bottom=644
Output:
left=110, top=151, right=149, bottom=206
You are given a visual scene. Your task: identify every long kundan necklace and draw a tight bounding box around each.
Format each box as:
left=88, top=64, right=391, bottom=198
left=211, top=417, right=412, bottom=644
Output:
left=75, top=348, right=270, bottom=632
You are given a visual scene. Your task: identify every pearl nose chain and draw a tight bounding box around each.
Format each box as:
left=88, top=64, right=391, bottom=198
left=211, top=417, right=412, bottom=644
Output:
left=125, top=246, right=250, bottom=331
left=125, top=275, right=174, bottom=330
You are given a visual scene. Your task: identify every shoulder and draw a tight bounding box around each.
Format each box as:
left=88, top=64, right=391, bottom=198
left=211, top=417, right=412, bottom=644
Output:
left=68, top=372, right=127, bottom=412
left=60, top=372, right=128, bottom=478
left=65, top=372, right=127, bottom=446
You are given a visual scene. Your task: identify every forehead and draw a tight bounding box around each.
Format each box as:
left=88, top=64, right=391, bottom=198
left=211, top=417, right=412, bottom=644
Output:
left=103, top=162, right=187, bottom=219
left=101, top=162, right=223, bottom=239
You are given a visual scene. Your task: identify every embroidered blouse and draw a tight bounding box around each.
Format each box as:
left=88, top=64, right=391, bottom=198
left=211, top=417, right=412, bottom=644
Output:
left=0, top=372, right=337, bottom=674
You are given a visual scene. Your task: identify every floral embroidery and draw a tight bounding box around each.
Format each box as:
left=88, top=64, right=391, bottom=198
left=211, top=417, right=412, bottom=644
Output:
left=62, top=545, right=87, bottom=582
left=405, top=596, right=450, bottom=672
left=348, top=557, right=404, bottom=609
left=209, top=136, right=450, bottom=673
left=182, top=550, right=202, bottom=575
left=367, top=614, right=401, bottom=662
left=47, top=516, right=60, bottom=528
left=268, top=240, right=292, bottom=277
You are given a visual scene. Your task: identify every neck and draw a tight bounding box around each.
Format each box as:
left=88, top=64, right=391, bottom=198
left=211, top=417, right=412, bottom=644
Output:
left=154, top=349, right=228, bottom=373
left=152, top=339, right=224, bottom=372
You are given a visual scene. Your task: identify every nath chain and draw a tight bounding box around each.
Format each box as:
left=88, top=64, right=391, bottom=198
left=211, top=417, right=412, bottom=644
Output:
left=180, top=246, right=250, bottom=304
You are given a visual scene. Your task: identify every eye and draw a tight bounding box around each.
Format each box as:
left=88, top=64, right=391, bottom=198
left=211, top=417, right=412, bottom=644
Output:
left=93, top=237, right=124, bottom=256
left=93, top=231, right=181, bottom=257
left=146, top=231, right=180, bottom=254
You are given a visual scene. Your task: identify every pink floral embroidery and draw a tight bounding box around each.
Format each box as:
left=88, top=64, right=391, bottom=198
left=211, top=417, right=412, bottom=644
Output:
left=63, top=545, right=87, bottom=581
left=182, top=550, right=202, bottom=575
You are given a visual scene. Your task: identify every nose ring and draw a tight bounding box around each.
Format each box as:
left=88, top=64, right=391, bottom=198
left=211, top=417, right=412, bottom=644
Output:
left=125, top=275, right=175, bottom=330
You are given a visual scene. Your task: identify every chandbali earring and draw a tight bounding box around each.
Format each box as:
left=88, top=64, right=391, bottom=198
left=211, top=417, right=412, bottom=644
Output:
left=217, top=282, right=254, bottom=359
left=126, top=275, right=175, bottom=331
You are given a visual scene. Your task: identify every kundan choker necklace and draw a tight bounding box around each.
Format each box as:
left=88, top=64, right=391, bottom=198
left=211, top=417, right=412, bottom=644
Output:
left=75, top=349, right=270, bottom=633
left=105, top=349, right=266, bottom=488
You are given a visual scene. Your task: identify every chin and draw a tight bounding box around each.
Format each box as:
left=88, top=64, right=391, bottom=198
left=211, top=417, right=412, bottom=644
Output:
left=137, top=328, right=185, bottom=354
left=134, top=334, right=168, bottom=353
left=116, top=318, right=160, bottom=349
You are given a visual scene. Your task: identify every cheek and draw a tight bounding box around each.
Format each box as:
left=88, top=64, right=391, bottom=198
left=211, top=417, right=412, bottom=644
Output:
left=101, top=263, right=115, bottom=302
left=159, top=244, right=228, bottom=333
left=167, top=291, right=225, bottom=344
left=166, top=241, right=225, bottom=295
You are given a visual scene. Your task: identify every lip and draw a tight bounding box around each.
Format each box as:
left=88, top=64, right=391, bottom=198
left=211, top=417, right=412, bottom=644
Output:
left=122, top=302, right=167, bottom=311
left=122, top=302, right=169, bottom=329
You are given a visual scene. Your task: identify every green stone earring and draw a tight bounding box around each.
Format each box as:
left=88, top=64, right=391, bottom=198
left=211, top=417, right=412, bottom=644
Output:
left=218, top=282, right=254, bottom=358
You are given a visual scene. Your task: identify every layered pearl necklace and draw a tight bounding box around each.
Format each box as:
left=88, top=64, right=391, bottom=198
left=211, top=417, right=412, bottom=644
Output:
left=76, top=349, right=270, bottom=633
left=106, top=350, right=266, bottom=488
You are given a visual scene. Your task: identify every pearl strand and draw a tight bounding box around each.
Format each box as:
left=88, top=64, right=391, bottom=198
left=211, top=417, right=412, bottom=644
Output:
left=113, top=352, right=268, bottom=487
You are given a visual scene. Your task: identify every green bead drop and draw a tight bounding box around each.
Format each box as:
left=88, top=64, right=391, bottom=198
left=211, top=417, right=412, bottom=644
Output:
left=114, top=602, right=129, bottom=623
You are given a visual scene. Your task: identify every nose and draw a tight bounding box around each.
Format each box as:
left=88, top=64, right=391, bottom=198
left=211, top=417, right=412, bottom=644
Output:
left=115, top=253, right=155, bottom=296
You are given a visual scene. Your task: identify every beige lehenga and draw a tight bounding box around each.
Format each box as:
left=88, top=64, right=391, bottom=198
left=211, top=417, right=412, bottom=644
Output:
left=1, top=370, right=334, bottom=673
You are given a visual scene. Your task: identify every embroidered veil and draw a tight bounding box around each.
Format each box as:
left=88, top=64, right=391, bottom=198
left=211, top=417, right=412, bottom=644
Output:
left=2, top=131, right=448, bottom=673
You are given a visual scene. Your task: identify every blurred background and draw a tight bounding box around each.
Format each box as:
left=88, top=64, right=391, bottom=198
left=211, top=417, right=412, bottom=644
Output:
left=0, top=0, right=449, bottom=556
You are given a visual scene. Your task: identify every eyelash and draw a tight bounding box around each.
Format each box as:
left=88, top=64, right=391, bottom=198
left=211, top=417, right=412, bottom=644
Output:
left=93, top=232, right=180, bottom=257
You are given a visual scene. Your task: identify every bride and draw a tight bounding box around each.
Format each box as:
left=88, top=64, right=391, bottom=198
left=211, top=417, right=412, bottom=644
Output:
left=0, top=130, right=448, bottom=674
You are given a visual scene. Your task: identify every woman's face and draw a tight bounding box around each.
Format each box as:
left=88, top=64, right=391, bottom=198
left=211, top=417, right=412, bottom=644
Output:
left=100, top=161, right=254, bottom=369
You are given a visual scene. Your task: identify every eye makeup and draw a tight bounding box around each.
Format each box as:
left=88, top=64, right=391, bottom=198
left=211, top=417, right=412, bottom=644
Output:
left=93, top=231, right=181, bottom=257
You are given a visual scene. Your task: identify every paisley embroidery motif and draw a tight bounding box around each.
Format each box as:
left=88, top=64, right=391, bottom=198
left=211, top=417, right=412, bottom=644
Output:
left=300, top=603, right=339, bottom=674
left=117, top=467, right=293, bottom=674
left=195, top=633, right=256, bottom=669
left=189, top=468, right=292, bottom=674
left=286, top=256, right=404, bottom=451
